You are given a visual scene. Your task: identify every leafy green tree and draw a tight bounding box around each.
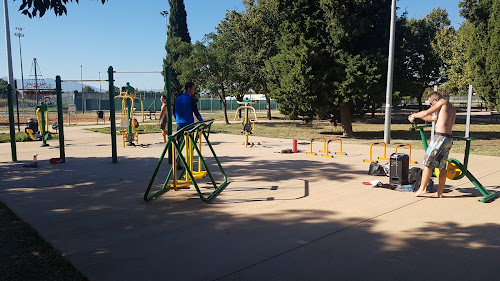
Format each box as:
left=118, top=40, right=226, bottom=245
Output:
left=82, top=85, right=95, bottom=93
left=0, top=79, right=7, bottom=93
left=394, top=8, right=452, bottom=109
left=320, top=0, right=392, bottom=135
left=164, top=0, right=192, bottom=97
left=105, top=86, right=120, bottom=95
left=222, top=0, right=283, bottom=120
left=174, top=30, right=237, bottom=124
left=16, top=0, right=107, bottom=18
left=451, top=0, right=500, bottom=110
left=264, top=0, right=392, bottom=136
left=264, top=0, right=333, bottom=123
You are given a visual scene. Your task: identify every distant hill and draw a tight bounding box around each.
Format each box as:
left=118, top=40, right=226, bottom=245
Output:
left=1, top=77, right=163, bottom=92
left=1, top=77, right=98, bottom=92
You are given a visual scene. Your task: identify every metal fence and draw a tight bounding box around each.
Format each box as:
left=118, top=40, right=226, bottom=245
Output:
left=1, top=90, right=279, bottom=124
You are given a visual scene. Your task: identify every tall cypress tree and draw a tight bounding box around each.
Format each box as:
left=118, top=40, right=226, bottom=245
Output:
left=164, top=0, right=191, bottom=96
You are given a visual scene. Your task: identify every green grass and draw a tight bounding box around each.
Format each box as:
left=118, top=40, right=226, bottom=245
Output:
left=0, top=131, right=59, bottom=143
left=85, top=116, right=500, bottom=157
left=0, top=131, right=31, bottom=143
left=0, top=201, right=88, bottom=280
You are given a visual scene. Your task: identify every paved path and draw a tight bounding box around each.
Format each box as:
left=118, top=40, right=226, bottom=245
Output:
left=1, top=126, right=500, bottom=281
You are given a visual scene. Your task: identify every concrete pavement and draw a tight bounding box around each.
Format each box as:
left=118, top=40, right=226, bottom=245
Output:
left=1, top=126, right=500, bottom=281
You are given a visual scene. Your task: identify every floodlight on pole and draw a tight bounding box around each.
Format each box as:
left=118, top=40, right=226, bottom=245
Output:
left=161, top=10, right=168, bottom=40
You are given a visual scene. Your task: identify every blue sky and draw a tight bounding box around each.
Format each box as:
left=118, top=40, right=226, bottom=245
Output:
left=1, top=0, right=463, bottom=91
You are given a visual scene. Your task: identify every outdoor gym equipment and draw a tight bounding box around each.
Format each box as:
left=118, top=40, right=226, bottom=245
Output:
left=144, top=120, right=228, bottom=202
left=307, top=138, right=328, bottom=155
left=364, top=142, right=390, bottom=163
left=394, top=144, right=417, bottom=164
left=234, top=99, right=258, bottom=147
left=364, top=142, right=415, bottom=163
left=106, top=67, right=170, bottom=163
left=5, top=77, right=66, bottom=162
left=25, top=102, right=58, bottom=146
left=324, top=139, right=347, bottom=157
left=114, top=82, right=146, bottom=147
left=307, top=138, right=347, bottom=157
left=411, top=123, right=498, bottom=203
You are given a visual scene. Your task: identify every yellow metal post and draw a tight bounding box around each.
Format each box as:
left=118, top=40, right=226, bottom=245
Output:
left=394, top=144, right=417, bottom=164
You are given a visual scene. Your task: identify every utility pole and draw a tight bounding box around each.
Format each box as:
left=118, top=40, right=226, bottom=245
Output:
left=81, top=65, right=84, bottom=113
left=383, top=0, right=397, bottom=144
left=99, top=71, right=102, bottom=110
left=15, top=27, right=24, bottom=132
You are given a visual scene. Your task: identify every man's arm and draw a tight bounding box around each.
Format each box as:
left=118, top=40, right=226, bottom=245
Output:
left=158, top=105, right=166, bottom=125
left=190, top=97, right=203, bottom=121
left=409, top=99, right=446, bottom=123
left=419, top=114, right=437, bottom=123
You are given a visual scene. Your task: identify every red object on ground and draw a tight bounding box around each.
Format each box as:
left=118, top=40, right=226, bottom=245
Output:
left=292, top=139, right=298, bottom=153
left=49, top=158, right=65, bottom=164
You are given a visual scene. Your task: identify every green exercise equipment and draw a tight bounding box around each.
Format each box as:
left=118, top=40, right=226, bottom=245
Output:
left=144, top=120, right=228, bottom=202
left=25, top=102, right=58, bottom=147
left=411, top=123, right=498, bottom=203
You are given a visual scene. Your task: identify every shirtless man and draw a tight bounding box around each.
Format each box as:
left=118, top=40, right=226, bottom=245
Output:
left=158, top=95, right=167, bottom=143
left=408, top=92, right=456, bottom=198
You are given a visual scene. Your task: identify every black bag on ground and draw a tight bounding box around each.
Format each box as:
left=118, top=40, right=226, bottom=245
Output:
left=368, top=162, right=387, bottom=176
left=409, top=167, right=423, bottom=187
left=408, top=167, right=436, bottom=192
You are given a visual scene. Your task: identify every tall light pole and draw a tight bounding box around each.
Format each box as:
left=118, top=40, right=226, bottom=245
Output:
left=14, top=27, right=24, bottom=132
left=99, top=71, right=102, bottom=110
left=15, top=28, right=25, bottom=90
left=161, top=10, right=168, bottom=41
left=81, top=65, right=84, bottom=113
left=383, top=0, right=397, bottom=144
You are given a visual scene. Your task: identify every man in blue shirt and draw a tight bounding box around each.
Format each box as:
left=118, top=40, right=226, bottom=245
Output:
left=174, top=82, right=203, bottom=131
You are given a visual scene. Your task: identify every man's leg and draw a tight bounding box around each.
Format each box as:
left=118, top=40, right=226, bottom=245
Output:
left=415, top=166, right=433, bottom=197
left=436, top=168, right=447, bottom=198
left=161, top=129, right=167, bottom=143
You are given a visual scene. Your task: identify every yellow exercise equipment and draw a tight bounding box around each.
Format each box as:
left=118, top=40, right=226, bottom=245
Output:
left=322, top=139, right=347, bottom=158
left=434, top=161, right=462, bottom=181
left=234, top=99, right=258, bottom=147
left=114, top=82, right=146, bottom=147
left=394, top=144, right=417, bottom=164
left=169, top=130, right=208, bottom=191
left=363, top=142, right=390, bottom=162
left=307, top=137, right=327, bottom=155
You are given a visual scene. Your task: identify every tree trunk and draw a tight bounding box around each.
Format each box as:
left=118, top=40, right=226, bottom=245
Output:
left=418, top=93, right=423, bottom=112
left=340, top=103, right=353, bottom=137
left=220, top=88, right=229, bottom=124
left=371, top=98, right=376, bottom=117
left=263, top=83, right=272, bottom=120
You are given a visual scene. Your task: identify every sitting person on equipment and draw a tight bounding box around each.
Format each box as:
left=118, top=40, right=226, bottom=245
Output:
left=122, top=82, right=135, bottom=95
left=408, top=92, right=456, bottom=198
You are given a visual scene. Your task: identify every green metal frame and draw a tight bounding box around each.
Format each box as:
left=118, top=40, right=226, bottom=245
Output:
left=144, top=120, right=228, bottom=202
left=412, top=123, right=498, bottom=203
left=7, top=85, right=17, bottom=161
